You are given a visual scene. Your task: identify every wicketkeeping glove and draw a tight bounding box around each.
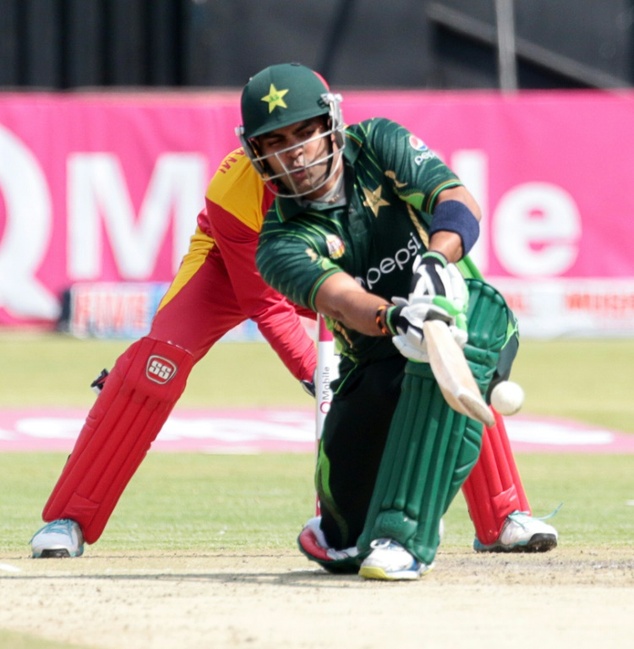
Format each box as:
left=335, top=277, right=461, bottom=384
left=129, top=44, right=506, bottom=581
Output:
left=300, top=369, right=317, bottom=398
left=300, top=378, right=316, bottom=397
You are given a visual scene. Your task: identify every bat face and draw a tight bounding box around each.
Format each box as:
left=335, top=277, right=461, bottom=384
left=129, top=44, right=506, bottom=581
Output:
left=422, top=320, right=494, bottom=428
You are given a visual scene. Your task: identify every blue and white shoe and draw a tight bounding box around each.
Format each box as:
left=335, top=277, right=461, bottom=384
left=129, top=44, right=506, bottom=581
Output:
left=359, top=539, right=433, bottom=581
left=31, top=519, right=84, bottom=558
left=474, top=511, right=558, bottom=553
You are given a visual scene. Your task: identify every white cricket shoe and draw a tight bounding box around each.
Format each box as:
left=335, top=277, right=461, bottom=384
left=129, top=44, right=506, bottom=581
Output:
left=359, top=539, right=433, bottom=581
left=31, top=519, right=84, bottom=558
left=473, top=511, right=558, bottom=553
left=297, top=516, right=360, bottom=574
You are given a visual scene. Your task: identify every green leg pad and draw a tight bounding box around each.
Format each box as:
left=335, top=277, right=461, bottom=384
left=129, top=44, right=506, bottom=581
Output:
left=357, top=280, right=513, bottom=565
left=464, top=279, right=514, bottom=394
left=357, top=362, right=483, bottom=565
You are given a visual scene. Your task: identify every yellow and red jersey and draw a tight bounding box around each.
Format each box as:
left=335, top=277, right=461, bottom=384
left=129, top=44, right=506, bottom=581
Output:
left=151, top=148, right=316, bottom=381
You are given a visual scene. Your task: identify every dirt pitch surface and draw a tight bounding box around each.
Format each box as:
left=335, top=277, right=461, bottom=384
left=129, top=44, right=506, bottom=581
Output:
left=1, top=547, right=634, bottom=649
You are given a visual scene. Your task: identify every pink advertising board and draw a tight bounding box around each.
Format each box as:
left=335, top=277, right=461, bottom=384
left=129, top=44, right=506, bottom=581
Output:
left=1, top=90, right=633, bottom=336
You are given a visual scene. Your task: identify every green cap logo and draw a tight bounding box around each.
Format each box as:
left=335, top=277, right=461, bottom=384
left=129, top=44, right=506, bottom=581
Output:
left=261, top=84, right=289, bottom=113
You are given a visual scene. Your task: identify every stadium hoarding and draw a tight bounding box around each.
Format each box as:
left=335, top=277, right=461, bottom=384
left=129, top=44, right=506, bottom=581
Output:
left=1, top=90, right=633, bottom=337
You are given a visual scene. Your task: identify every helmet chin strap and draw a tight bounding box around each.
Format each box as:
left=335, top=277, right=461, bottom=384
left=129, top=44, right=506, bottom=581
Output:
left=303, top=168, right=344, bottom=206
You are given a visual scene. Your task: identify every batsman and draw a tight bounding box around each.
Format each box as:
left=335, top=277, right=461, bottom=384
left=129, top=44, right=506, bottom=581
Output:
left=244, top=63, right=557, bottom=580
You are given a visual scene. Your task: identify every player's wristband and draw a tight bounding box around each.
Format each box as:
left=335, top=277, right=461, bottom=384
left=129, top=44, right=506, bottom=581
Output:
left=429, top=200, right=480, bottom=256
left=375, top=305, right=391, bottom=335
left=376, top=304, right=403, bottom=336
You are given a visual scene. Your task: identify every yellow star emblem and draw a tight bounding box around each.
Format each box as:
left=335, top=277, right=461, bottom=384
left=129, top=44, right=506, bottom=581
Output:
left=362, top=185, right=389, bottom=217
left=261, top=84, right=289, bottom=113
left=385, top=170, right=408, bottom=188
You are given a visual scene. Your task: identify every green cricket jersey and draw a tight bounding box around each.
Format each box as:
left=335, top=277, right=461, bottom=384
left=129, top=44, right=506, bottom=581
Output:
left=256, top=117, right=463, bottom=368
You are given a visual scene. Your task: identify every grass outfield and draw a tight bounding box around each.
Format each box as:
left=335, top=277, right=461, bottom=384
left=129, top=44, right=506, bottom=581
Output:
left=0, top=332, right=308, bottom=409
left=1, top=330, right=632, bottom=554
left=1, top=332, right=633, bottom=649
left=2, top=452, right=633, bottom=555
left=1, top=332, right=634, bottom=430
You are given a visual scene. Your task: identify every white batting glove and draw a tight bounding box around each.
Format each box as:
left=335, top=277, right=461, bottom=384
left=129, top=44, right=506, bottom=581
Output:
left=411, top=252, right=469, bottom=310
left=410, top=252, right=450, bottom=298
left=448, top=322, right=468, bottom=349
left=386, top=297, right=444, bottom=363
left=392, top=316, right=468, bottom=362
left=409, top=253, right=469, bottom=336
left=388, top=285, right=469, bottom=363
left=393, top=330, right=430, bottom=362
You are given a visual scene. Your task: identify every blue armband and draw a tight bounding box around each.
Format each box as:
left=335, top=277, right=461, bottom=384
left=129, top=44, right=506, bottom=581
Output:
left=429, top=200, right=480, bottom=256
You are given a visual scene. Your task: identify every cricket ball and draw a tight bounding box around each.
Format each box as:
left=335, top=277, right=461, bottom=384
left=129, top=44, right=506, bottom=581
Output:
left=490, top=380, right=525, bottom=416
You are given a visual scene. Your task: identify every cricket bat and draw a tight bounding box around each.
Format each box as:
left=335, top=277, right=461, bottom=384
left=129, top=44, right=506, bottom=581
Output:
left=422, top=319, right=495, bottom=428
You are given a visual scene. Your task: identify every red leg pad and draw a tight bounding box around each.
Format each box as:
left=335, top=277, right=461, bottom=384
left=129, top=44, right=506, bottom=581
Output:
left=42, top=337, right=194, bottom=544
left=461, top=408, right=531, bottom=545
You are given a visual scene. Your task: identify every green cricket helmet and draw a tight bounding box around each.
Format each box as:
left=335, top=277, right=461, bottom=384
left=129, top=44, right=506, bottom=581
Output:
left=236, top=62, right=345, bottom=197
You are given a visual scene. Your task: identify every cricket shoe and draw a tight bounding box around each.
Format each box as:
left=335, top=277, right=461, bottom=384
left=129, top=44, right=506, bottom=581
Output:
left=359, top=539, right=433, bottom=581
left=31, top=519, right=84, bottom=558
left=297, top=516, right=360, bottom=574
left=473, top=511, right=558, bottom=553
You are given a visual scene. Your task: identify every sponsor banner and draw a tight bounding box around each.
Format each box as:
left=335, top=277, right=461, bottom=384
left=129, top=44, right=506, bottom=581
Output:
left=57, top=276, right=634, bottom=341
left=493, top=277, right=634, bottom=338
left=2, top=90, right=634, bottom=336
left=64, top=282, right=169, bottom=338
left=59, top=280, right=318, bottom=341
left=58, top=276, right=634, bottom=341
left=1, top=407, right=633, bottom=454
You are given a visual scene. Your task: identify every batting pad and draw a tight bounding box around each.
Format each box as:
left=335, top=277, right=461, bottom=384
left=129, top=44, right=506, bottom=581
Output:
left=42, top=337, right=194, bottom=544
left=357, top=362, right=483, bottom=566
left=357, top=280, right=512, bottom=564
left=462, top=279, right=513, bottom=394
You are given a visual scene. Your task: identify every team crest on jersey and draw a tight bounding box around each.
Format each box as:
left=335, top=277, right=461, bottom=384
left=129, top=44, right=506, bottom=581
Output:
left=325, top=234, right=345, bottom=259
left=146, top=355, right=177, bottom=384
